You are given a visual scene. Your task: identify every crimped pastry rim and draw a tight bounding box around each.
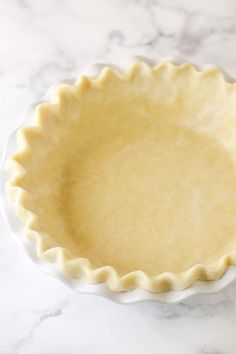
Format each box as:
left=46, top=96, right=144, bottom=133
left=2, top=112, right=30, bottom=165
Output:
left=3, top=57, right=236, bottom=300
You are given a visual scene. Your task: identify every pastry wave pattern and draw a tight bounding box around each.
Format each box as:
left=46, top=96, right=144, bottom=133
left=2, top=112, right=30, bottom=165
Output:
left=6, top=62, right=236, bottom=293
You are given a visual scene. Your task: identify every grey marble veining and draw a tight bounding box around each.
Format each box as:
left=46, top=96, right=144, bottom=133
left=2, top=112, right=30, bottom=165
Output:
left=1, top=0, right=236, bottom=353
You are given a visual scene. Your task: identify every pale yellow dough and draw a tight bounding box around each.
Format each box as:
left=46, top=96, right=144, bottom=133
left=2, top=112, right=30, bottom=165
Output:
left=7, top=62, right=236, bottom=292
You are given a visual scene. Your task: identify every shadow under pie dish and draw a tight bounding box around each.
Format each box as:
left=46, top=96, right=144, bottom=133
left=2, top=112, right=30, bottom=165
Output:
left=5, top=61, right=236, bottom=294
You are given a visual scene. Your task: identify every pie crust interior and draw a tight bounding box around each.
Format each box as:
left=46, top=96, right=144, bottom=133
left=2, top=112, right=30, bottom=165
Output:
left=6, top=62, right=236, bottom=292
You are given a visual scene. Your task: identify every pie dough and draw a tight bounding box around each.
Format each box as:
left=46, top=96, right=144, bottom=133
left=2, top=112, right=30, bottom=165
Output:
left=6, top=62, right=236, bottom=292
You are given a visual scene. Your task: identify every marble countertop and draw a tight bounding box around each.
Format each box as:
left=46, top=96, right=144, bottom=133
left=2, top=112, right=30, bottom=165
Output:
left=1, top=0, right=236, bottom=353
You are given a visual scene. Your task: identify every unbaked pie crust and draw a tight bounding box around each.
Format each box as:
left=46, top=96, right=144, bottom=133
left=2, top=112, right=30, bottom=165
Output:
left=6, top=62, right=236, bottom=292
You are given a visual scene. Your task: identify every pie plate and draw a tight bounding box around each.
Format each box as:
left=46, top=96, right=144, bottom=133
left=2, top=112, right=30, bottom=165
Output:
left=1, top=56, right=236, bottom=304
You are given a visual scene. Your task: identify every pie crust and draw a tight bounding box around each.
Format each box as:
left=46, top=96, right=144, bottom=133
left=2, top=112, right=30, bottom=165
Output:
left=6, top=62, right=236, bottom=293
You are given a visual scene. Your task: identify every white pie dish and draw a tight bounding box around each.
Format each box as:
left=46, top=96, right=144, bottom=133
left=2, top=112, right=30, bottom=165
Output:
left=1, top=55, right=236, bottom=304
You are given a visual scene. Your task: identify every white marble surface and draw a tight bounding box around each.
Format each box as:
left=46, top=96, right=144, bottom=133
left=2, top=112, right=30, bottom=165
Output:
left=1, top=0, right=236, bottom=353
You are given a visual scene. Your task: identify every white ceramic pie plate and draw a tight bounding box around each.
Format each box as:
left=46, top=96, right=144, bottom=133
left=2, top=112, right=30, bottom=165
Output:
left=1, top=56, right=236, bottom=304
